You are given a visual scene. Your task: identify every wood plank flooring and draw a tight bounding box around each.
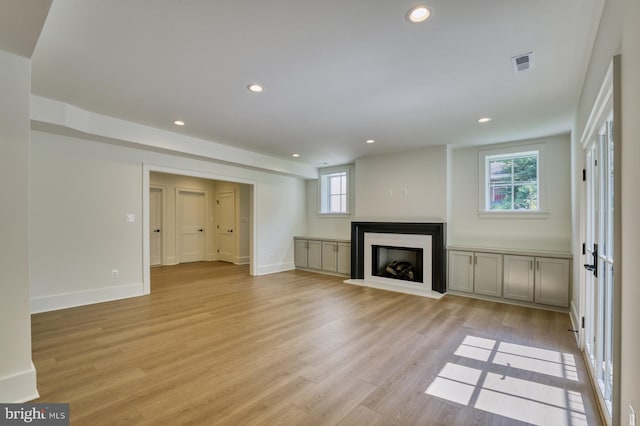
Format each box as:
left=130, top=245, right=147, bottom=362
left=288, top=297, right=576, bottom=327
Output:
left=32, top=262, right=602, bottom=425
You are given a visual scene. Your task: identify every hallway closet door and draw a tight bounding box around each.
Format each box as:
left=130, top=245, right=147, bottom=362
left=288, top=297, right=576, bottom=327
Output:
left=216, top=189, right=235, bottom=263
left=177, top=189, right=206, bottom=263
left=149, top=187, right=163, bottom=266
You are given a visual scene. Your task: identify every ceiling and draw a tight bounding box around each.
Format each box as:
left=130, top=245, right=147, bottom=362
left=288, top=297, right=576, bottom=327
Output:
left=30, top=0, right=604, bottom=167
left=0, top=0, right=51, bottom=58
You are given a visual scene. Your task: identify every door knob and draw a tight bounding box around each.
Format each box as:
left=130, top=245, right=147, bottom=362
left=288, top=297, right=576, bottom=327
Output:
left=153, top=229, right=161, bottom=233
left=198, top=228, right=204, bottom=232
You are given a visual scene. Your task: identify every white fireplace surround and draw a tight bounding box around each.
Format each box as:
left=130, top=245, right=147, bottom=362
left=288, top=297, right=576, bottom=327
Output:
left=345, top=232, right=443, bottom=299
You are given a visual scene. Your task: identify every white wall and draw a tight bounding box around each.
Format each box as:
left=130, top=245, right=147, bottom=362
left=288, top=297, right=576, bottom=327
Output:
left=304, top=179, right=353, bottom=240
left=355, top=146, right=448, bottom=221
left=0, top=50, right=38, bottom=402
left=620, top=0, right=640, bottom=420
left=573, top=0, right=640, bottom=421
left=570, top=0, right=622, bottom=393
left=449, top=135, right=572, bottom=252
left=30, top=130, right=306, bottom=312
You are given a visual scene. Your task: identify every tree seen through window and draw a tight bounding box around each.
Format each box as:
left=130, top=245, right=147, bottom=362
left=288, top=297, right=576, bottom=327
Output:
left=488, top=152, right=538, bottom=211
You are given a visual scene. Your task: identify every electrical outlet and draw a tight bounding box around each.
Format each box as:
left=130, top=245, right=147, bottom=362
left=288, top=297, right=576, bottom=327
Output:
left=631, top=404, right=636, bottom=426
left=111, top=269, right=119, bottom=279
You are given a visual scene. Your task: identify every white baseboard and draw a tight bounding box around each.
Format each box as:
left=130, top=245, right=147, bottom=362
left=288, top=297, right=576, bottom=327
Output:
left=235, top=256, right=250, bottom=265
left=570, top=300, right=580, bottom=345
left=0, top=362, right=39, bottom=403
left=165, top=256, right=178, bottom=265
left=31, top=283, right=144, bottom=314
left=255, top=262, right=295, bottom=276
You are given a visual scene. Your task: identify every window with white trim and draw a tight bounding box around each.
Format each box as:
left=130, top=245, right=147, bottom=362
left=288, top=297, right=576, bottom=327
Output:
left=479, top=145, right=545, bottom=214
left=318, top=166, right=351, bottom=215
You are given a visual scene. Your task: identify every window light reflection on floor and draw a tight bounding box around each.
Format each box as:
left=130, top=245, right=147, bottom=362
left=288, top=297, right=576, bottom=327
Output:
left=425, top=362, right=482, bottom=405
left=494, top=341, right=579, bottom=381
left=425, top=335, right=587, bottom=426
left=453, top=335, right=497, bottom=362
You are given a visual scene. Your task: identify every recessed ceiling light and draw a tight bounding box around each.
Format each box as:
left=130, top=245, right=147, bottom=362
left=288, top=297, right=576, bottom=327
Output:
left=173, top=120, right=185, bottom=126
left=247, top=83, right=264, bottom=93
left=366, top=139, right=376, bottom=144
left=407, top=5, right=431, bottom=23
left=477, top=117, right=492, bottom=123
left=292, top=153, right=300, bottom=158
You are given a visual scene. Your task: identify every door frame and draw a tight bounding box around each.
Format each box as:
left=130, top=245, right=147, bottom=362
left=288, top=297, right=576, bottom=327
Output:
left=142, top=164, right=257, bottom=295
left=577, top=56, right=621, bottom=425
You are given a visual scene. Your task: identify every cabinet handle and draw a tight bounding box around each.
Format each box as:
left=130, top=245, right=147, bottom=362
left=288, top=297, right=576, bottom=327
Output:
left=474, top=255, right=477, bottom=265
left=536, top=260, right=540, bottom=270
left=469, top=255, right=472, bottom=265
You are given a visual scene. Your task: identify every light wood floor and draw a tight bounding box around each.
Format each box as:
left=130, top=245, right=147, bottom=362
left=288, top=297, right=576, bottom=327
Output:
left=32, top=262, right=602, bottom=425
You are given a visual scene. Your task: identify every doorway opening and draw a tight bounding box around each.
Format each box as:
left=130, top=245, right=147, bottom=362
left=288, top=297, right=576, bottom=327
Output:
left=143, top=165, right=256, bottom=294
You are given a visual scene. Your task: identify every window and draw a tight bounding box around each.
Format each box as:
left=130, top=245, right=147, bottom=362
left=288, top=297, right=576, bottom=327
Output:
left=479, top=145, right=545, bottom=214
left=318, top=166, right=351, bottom=215
left=487, top=151, right=538, bottom=211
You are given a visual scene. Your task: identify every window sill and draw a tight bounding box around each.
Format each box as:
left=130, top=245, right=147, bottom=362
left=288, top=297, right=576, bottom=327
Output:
left=478, top=210, right=549, bottom=219
left=317, top=212, right=351, bottom=219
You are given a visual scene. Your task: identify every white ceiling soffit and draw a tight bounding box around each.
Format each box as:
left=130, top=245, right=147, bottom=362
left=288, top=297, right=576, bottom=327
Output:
left=31, top=1, right=604, bottom=167
left=0, top=0, right=52, bottom=58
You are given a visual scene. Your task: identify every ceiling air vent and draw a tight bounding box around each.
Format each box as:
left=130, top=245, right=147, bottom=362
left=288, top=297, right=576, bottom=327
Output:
left=512, top=51, right=534, bottom=72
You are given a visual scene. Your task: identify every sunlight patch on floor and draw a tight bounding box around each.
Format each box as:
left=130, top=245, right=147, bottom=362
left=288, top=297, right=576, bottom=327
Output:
left=494, top=341, right=579, bottom=381
left=453, top=335, right=496, bottom=362
left=425, top=362, right=482, bottom=405
left=425, top=335, right=587, bottom=426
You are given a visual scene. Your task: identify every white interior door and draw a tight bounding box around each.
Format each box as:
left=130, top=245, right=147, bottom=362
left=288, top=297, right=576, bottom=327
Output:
left=216, top=190, right=235, bottom=263
left=149, top=187, right=163, bottom=266
left=583, top=110, right=615, bottom=419
left=177, top=189, right=206, bottom=263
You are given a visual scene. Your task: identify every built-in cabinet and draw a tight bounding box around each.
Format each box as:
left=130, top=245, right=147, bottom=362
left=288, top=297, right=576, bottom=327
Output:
left=294, top=239, right=322, bottom=270
left=449, top=248, right=570, bottom=309
left=502, top=255, right=570, bottom=307
left=321, top=241, right=351, bottom=275
left=448, top=251, right=502, bottom=297
left=294, top=237, right=350, bottom=276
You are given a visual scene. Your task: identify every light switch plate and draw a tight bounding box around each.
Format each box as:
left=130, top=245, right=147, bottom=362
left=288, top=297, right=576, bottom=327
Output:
left=126, top=213, right=135, bottom=223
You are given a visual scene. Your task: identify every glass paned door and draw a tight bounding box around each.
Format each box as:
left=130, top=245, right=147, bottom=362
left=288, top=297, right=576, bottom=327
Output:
left=584, top=112, right=615, bottom=416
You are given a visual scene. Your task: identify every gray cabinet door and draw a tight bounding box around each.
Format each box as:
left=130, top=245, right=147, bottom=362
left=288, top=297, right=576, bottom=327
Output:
left=448, top=251, right=474, bottom=293
left=337, top=242, right=351, bottom=275
left=535, top=257, right=570, bottom=307
left=307, top=240, right=323, bottom=270
left=474, top=253, right=503, bottom=297
left=294, top=239, right=308, bottom=268
left=321, top=241, right=337, bottom=272
left=503, top=255, right=535, bottom=302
